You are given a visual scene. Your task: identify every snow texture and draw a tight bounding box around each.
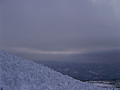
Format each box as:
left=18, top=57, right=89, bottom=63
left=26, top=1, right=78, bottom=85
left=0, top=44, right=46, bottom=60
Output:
left=0, top=50, right=118, bottom=90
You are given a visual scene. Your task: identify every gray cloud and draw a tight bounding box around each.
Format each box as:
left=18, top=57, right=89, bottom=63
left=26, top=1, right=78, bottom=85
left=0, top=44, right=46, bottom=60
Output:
left=0, top=0, right=120, bottom=63
left=0, top=1, right=2, bottom=47
left=8, top=47, right=83, bottom=55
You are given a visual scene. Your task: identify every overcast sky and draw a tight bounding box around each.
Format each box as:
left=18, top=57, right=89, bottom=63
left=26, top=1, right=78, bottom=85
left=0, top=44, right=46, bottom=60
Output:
left=0, top=0, right=120, bottom=63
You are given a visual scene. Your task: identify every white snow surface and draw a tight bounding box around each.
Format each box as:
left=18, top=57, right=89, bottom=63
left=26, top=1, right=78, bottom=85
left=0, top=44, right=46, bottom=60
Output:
left=0, top=50, right=117, bottom=90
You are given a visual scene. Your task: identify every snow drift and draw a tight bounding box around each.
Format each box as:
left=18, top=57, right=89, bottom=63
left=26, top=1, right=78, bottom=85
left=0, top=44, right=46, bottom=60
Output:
left=0, top=50, right=115, bottom=90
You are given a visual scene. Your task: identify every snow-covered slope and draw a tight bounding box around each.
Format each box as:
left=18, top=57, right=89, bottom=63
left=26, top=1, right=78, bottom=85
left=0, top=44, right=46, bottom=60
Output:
left=0, top=50, right=116, bottom=90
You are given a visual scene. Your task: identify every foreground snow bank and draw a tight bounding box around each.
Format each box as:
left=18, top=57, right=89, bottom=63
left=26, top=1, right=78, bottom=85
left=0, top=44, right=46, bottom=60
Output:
left=0, top=50, right=117, bottom=90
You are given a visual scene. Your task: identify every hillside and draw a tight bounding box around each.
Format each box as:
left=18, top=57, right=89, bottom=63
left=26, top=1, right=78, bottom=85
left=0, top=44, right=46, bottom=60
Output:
left=38, top=61, right=120, bottom=80
left=0, top=50, right=117, bottom=90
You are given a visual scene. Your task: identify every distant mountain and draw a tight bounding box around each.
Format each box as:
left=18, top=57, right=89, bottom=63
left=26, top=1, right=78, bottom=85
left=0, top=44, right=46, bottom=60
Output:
left=36, top=61, right=120, bottom=81
left=0, top=50, right=110, bottom=90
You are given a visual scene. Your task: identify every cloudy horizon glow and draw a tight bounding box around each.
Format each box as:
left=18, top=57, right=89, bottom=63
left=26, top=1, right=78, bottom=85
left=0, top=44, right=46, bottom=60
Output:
left=0, top=0, right=120, bottom=63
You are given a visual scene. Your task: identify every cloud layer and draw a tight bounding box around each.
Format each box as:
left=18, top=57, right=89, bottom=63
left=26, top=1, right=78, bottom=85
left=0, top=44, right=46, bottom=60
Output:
left=0, top=0, right=120, bottom=63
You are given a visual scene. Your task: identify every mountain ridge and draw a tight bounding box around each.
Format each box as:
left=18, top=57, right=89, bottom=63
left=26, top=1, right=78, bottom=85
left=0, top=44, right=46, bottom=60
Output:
left=0, top=50, right=116, bottom=90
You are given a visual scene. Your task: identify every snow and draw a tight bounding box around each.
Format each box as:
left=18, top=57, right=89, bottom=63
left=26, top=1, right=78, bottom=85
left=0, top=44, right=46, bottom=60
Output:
left=0, top=50, right=118, bottom=90
left=92, top=83, right=113, bottom=87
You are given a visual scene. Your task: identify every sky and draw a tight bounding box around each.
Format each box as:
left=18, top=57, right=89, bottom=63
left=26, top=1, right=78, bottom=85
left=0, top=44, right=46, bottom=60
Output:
left=0, top=0, right=120, bottom=63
